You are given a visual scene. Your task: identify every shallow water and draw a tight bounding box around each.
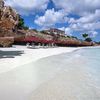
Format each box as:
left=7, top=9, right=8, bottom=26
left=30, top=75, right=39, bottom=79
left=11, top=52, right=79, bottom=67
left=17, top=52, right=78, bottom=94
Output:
left=0, top=47, right=100, bottom=100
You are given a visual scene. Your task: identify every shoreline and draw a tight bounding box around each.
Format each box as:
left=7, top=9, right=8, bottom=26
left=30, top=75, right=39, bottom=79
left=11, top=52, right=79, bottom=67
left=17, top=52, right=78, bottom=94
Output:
left=0, top=46, right=99, bottom=100
left=0, top=45, right=80, bottom=73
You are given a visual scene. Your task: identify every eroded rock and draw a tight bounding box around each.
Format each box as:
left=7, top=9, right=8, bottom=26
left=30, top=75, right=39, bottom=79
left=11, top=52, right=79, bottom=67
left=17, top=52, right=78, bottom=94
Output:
left=0, top=0, right=19, bottom=47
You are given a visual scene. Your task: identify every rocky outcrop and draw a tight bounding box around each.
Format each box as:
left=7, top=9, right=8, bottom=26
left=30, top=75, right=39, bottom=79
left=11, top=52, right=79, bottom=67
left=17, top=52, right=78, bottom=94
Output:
left=0, top=0, right=19, bottom=47
left=0, top=1, right=19, bottom=35
left=0, top=37, right=14, bottom=47
left=0, top=0, right=4, bottom=8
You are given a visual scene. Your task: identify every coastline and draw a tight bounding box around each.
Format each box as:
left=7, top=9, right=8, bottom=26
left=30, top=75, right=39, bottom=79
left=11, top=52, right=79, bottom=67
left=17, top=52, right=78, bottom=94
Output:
left=30, top=47, right=100, bottom=100
left=0, top=45, right=79, bottom=73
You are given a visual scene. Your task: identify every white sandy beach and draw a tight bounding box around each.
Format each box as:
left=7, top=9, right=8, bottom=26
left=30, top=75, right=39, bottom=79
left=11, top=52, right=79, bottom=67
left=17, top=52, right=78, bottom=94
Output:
left=0, top=45, right=80, bottom=100
left=0, top=45, right=78, bottom=73
left=0, top=46, right=100, bottom=100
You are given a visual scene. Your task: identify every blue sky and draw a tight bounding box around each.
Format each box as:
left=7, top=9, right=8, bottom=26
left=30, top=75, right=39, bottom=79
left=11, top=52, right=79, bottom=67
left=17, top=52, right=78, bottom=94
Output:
left=5, top=0, right=100, bottom=41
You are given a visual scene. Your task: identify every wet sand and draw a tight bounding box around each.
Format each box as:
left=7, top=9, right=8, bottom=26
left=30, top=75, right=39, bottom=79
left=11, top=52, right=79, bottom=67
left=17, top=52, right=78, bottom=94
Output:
left=30, top=52, right=100, bottom=100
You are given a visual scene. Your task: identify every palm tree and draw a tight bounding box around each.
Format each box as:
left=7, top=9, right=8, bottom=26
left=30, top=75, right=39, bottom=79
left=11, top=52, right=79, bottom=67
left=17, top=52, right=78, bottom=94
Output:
left=82, top=33, right=92, bottom=42
left=82, top=33, right=88, bottom=39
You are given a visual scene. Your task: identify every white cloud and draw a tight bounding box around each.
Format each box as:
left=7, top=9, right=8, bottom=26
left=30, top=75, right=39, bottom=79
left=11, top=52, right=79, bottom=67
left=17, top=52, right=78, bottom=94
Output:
left=70, top=21, right=100, bottom=32
left=65, top=28, right=72, bottom=36
left=52, top=0, right=100, bottom=16
left=34, top=9, right=65, bottom=28
left=67, top=9, right=100, bottom=35
left=76, top=10, right=100, bottom=24
left=59, top=27, right=72, bottom=36
left=88, top=31, right=98, bottom=38
left=34, top=0, right=100, bottom=35
left=5, top=0, right=100, bottom=38
left=5, top=0, right=49, bottom=15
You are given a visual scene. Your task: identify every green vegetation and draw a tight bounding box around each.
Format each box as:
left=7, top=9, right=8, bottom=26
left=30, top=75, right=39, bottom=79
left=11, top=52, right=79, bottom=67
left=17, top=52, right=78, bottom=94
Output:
left=40, top=30, right=48, bottom=34
left=67, top=36, right=71, bottom=38
left=71, top=36, right=78, bottom=39
left=17, top=15, right=29, bottom=30
left=82, top=33, right=88, bottom=39
left=85, top=38, right=92, bottom=42
left=82, top=33, right=92, bottom=42
left=98, top=42, right=100, bottom=44
left=32, top=29, right=38, bottom=32
left=66, top=36, right=77, bottom=39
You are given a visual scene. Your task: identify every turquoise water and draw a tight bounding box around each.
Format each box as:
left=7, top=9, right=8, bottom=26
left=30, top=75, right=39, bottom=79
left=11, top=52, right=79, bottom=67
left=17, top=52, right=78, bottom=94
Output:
left=31, top=47, right=100, bottom=99
left=0, top=47, right=100, bottom=100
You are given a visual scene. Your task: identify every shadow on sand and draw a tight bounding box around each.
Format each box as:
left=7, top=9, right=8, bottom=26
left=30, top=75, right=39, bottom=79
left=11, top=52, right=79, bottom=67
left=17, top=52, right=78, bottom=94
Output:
left=0, top=50, right=24, bottom=59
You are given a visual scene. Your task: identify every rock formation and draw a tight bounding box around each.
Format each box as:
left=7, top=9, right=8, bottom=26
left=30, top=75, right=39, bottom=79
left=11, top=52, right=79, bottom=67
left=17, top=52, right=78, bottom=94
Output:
left=0, top=0, right=19, bottom=36
left=0, top=0, right=4, bottom=8
left=0, top=0, right=19, bottom=47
